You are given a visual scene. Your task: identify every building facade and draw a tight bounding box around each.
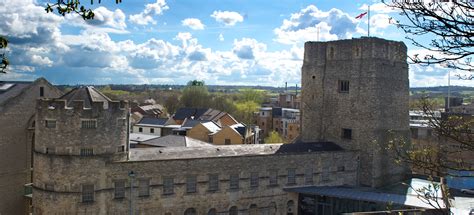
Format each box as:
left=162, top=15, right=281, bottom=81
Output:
left=30, top=37, right=411, bottom=214
left=0, top=78, right=62, bottom=215
left=300, top=37, right=410, bottom=187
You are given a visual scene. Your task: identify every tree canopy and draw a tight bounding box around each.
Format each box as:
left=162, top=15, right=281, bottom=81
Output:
left=385, top=1, right=474, bottom=76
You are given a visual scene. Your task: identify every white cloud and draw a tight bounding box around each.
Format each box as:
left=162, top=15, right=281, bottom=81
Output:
left=211, top=10, right=244, bottom=26
left=359, top=3, right=397, bottom=14
left=274, top=5, right=358, bottom=45
left=86, top=7, right=127, bottom=30
left=232, top=38, right=267, bottom=60
left=218, top=33, right=224, bottom=41
left=129, top=0, right=169, bottom=25
left=182, top=18, right=205, bottom=30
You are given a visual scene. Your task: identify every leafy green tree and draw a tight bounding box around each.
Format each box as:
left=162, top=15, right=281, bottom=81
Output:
left=211, top=95, right=236, bottom=114
left=180, top=80, right=210, bottom=108
left=164, top=95, right=180, bottom=115
left=234, top=100, right=259, bottom=125
left=237, top=88, right=266, bottom=104
left=264, top=131, right=284, bottom=144
left=0, top=36, right=8, bottom=73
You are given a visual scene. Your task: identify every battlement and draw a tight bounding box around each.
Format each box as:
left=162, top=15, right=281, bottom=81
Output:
left=37, top=98, right=129, bottom=114
left=304, top=37, right=407, bottom=65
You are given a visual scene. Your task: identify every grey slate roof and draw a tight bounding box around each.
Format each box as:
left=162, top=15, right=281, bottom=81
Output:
left=60, top=86, right=111, bottom=108
left=181, top=118, right=210, bottom=128
left=137, top=117, right=168, bottom=126
left=129, top=142, right=343, bottom=161
left=139, top=135, right=213, bottom=147
left=0, top=81, right=33, bottom=105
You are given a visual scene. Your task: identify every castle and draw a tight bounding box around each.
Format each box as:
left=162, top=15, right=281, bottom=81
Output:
left=30, top=37, right=411, bottom=214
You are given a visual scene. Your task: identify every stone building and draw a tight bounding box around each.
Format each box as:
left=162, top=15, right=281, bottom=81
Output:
left=31, top=38, right=414, bottom=214
left=300, top=37, right=410, bottom=187
left=0, top=78, right=62, bottom=215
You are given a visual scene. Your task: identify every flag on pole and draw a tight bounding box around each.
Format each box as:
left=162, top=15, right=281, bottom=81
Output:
left=355, top=12, right=367, bottom=19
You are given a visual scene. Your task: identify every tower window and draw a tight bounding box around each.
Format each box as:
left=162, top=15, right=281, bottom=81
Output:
left=80, top=148, right=94, bottom=156
left=81, top=120, right=97, bottom=129
left=305, top=168, right=313, bottom=185
left=81, top=184, right=94, bottom=203
left=114, top=181, right=125, bottom=199
left=150, top=128, right=155, bottom=133
left=40, top=87, right=44, bottom=97
left=229, top=173, right=239, bottom=190
left=186, top=175, right=197, bottom=194
left=138, top=179, right=150, bottom=197
left=250, top=172, right=259, bottom=188
left=138, top=127, right=143, bottom=133
left=342, top=128, right=352, bottom=140
left=339, top=80, right=350, bottom=92
left=268, top=170, right=278, bottom=186
left=208, top=174, right=219, bottom=192
left=287, top=169, right=296, bottom=185
left=45, top=120, right=56, bottom=128
left=163, top=177, right=174, bottom=195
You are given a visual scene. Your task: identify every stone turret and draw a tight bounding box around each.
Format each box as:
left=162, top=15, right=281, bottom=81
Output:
left=300, top=37, right=410, bottom=187
left=32, top=86, right=129, bottom=214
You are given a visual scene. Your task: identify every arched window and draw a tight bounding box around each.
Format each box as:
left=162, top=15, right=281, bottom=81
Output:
left=287, top=200, right=295, bottom=215
left=207, top=208, right=217, bottom=215
left=249, top=204, right=258, bottom=215
left=229, top=206, right=238, bottom=215
left=184, top=208, right=196, bottom=215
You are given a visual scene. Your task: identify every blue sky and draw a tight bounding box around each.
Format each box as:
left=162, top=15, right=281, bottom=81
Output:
left=1, top=0, right=472, bottom=87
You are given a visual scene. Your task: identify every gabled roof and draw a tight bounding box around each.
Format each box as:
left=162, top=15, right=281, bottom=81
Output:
left=173, top=107, right=210, bottom=120
left=0, top=81, right=32, bottom=105
left=230, top=123, right=247, bottom=136
left=137, top=117, right=168, bottom=126
left=181, top=118, right=210, bottom=128
left=60, top=86, right=111, bottom=108
left=201, top=121, right=221, bottom=133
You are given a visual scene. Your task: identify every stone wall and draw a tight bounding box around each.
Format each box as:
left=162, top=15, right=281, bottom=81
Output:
left=33, top=150, right=357, bottom=214
left=301, top=37, right=410, bottom=187
left=0, top=78, right=62, bottom=215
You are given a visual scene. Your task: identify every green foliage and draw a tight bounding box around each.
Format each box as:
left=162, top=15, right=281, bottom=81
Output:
left=234, top=100, right=259, bottom=125
left=45, top=0, right=122, bottom=20
left=264, top=131, right=284, bottom=144
left=187, top=80, right=205, bottom=86
left=211, top=95, right=236, bottom=114
left=180, top=84, right=210, bottom=108
left=0, top=36, right=7, bottom=73
left=99, top=86, right=130, bottom=100
left=237, top=88, right=266, bottom=104
left=164, top=95, right=180, bottom=115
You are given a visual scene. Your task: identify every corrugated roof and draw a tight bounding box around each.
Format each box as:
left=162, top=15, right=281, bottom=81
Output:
left=284, top=186, right=445, bottom=209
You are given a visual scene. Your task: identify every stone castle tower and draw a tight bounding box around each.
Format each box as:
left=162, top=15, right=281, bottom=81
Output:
left=301, top=37, right=410, bottom=187
left=32, top=87, right=129, bottom=214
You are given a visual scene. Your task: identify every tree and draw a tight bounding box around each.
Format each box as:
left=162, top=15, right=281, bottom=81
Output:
left=234, top=101, right=259, bottom=125
left=180, top=80, right=211, bottom=108
left=387, top=96, right=474, bottom=213
left=264, top=131, right=284, bottom=144
left=45, top=0, right=123, bottom=20
left=164, top=95, right=180, bottom=115
left=210, top=95, right=236, bottom=115
left=0, top=36, right=8, bottom=73
left=384, top=1, right=474, bottom=76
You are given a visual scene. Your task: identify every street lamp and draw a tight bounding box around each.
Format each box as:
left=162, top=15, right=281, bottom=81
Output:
left=128, top=170, right=136, bottom=215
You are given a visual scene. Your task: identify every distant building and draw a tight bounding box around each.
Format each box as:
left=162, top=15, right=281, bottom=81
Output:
left=131, top=103, right=164, bottom=118
left=256, top=107, right=300, bottom=142
left=0, top=78, right=62, bottom=215
left=172, top=107, right=238, bottom=126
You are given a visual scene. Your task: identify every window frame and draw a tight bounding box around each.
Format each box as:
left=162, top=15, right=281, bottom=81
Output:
left=163, top=176, right=174, bottom=195
left=114, top=180, right=126, bottom=199
left=186, top=175, right=197, bottom=194
left=81, top=184, right=94, bottom=203
left=208, top=174, right=219, bottom=192
left=229, top=173, right=239, bottom=190
left=81, top=119, right=97, bottom=129
left=250, top=172, right=259, bottom=189
left=138, top=178, right=150, bottom=197
left=338, top=80, right=350, bottom=93
left=287, top=168, right=296, bottom=185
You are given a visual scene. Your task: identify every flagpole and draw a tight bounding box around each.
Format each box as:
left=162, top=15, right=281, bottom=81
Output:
left=368, top=5, right=370, bottom=37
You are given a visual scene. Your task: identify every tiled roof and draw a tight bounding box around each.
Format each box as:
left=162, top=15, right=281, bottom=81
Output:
left=173, top=107, right=210, bottom=120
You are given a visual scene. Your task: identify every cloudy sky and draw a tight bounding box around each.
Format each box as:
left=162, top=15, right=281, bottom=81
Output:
left=0, top=0, right=472, bottom=87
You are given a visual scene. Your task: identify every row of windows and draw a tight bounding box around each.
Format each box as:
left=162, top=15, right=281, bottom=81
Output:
left=44, top=119, right=126, bottom=129
left=138, top=127, right=155, bottom=133
left=79, top=167, right=345, bottom=202
left=43, top=146, right=125, bottom=156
